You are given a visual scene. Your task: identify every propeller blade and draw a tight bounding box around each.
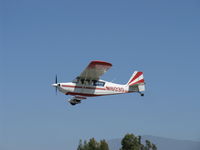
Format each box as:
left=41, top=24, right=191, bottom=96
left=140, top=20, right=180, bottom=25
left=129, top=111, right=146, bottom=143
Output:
left=55, top=75, right=58, bottom=95
left=55, top=75, right=57, bottom=84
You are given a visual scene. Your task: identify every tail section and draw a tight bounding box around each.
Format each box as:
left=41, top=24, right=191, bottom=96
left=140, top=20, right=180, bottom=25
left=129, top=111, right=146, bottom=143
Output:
left=127, top=71, right=145, bottom=92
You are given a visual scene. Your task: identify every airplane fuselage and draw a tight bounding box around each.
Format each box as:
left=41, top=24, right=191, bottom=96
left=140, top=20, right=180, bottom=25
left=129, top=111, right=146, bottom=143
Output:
left=57, top=80, right=134, bottom=97
left=52, top=61, right=145, bottom=105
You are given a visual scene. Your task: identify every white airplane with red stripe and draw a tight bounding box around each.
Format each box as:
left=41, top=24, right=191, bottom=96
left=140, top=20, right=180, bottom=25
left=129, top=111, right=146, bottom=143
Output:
left=52, top=61, right=145, bottom=105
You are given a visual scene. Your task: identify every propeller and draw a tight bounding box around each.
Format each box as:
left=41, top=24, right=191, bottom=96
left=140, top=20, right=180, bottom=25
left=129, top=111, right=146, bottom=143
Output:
left=52, top=75, right=59, bottom=95
left=55, top=75, right=58, bottom=94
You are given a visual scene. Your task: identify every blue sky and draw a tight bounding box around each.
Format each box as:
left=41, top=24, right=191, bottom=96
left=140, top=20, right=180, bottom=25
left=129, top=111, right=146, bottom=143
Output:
left=1, top=0, right=200, bottom=150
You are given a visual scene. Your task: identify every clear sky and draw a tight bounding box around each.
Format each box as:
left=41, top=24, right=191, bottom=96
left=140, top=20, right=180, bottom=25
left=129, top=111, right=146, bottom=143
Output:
left=1, top=0, right=200, bottom=150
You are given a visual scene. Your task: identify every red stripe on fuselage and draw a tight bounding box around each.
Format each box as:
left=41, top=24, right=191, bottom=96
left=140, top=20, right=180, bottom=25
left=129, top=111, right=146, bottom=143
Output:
left=62, top=84, right=130, bottom=97
left=66, top=92, right=131, bottom=97
left=61, top=85, right=106, bottom=90
left=66, top=92, right=114, bottom=97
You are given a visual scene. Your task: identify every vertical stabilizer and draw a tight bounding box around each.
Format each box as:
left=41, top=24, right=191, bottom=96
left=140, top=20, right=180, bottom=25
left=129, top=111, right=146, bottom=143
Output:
left=127, top=71, right=145, bottom=92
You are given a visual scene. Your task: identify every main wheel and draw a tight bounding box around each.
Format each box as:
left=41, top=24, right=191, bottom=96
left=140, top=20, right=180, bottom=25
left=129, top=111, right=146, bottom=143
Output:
left=70, top=102, right=76, bottom=106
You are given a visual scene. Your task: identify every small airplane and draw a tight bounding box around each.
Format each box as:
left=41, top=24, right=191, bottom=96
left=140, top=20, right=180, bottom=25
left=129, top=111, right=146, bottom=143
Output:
left=52, top=60, right=145, bottom=105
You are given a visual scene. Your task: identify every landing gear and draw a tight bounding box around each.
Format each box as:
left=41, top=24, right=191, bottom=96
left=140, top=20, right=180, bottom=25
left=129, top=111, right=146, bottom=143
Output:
left=68, top=99, right=81, bottom=106
left=138, top=92, right=144, bottom=96
left=70, top=103, right=76, bottom=106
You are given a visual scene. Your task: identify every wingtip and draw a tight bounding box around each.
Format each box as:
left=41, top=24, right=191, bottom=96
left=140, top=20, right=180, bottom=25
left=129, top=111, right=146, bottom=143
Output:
left=90, top=60, right=112, bottom=67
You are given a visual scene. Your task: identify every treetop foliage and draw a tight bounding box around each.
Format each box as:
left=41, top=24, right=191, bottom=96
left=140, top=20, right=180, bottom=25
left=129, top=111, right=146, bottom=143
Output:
left=77, top=133, right=157, bottom=150
left=77, top=138, right=109, bottom=150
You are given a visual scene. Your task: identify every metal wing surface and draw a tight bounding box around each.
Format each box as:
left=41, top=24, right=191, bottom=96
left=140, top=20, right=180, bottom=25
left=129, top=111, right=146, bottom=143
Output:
left=76, top=60, right=112, bottom=81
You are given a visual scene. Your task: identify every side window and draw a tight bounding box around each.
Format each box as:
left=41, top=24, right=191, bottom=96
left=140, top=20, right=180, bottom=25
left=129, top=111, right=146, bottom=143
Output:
left=93, top=81, right=105, bottom=87
left=81, top=79, right=84, bottom=84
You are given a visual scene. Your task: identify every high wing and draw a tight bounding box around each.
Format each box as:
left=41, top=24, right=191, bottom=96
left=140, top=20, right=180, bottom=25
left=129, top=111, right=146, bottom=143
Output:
left=75, top=60, right=112, bottom=81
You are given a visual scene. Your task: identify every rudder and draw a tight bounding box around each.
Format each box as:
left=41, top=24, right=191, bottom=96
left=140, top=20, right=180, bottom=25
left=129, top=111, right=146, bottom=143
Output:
left=127, top=71, right=145, bottom=91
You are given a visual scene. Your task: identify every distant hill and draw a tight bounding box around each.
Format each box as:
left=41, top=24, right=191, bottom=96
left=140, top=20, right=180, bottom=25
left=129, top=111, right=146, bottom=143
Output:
left=108, top=135, right=200, bottom=150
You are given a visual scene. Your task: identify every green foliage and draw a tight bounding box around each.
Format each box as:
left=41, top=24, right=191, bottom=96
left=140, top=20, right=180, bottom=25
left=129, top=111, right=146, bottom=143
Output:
left=77, top=140, right=84, bottom=150
left=120, top=133, right=157, bottom=150
left=76, top=133, right=157, bottom=150
left=88, top=138, right=99, bottom=150
left=77, top=138, right=109, bottom=150
left=145, top=140, right=151, bottom=150
left=151, top=144, right=157, bottom=150
left=99, top=140, right=109, bottom=150
left=120, top=134, right=140, bottom=150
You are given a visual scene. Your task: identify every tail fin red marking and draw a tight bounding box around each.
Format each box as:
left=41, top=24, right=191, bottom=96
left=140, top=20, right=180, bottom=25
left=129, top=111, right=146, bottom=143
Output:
left=127, top=71, right=144, bottom=86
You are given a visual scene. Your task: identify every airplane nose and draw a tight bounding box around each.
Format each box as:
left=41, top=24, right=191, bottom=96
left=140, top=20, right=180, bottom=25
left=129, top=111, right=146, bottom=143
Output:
left=52, top=83, right=58, bottom=87
left=52, top=83, right=61, bottom=87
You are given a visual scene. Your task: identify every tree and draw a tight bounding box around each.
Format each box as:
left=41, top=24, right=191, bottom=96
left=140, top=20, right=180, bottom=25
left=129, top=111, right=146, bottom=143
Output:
left=138, top=136, right=142, bottom=150
left=140, top=144, right=145, bottom=150
left=120, top=134, right=158, bottom=150
left=120, top=133, right=140, bottom=150
left=99, top=139, right=109, bottom=150
left=145, top=140, right=151, bottom=150
left=76, top=134, right=157, bottom=150
left=152, top=144, right=157, bottom=150
left=83, top=140, right=89, bottom=150
left=138, top=136, right=141, bottom=145
left=77, top=140, right=83, bottom=150
left=88, top=138, right=99, bottom=150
